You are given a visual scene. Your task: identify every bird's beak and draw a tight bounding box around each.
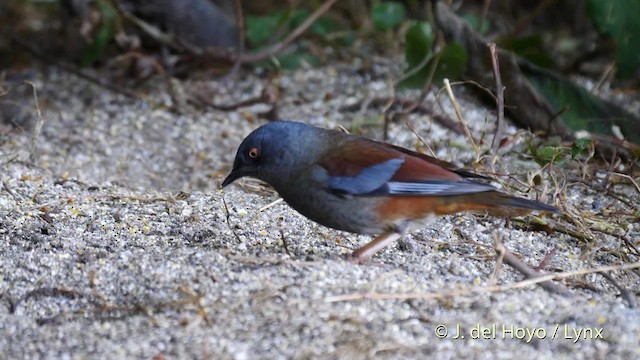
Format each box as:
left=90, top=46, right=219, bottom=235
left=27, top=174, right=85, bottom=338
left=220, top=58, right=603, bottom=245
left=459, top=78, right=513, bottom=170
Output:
left=221, top=168, right=248, bottom=188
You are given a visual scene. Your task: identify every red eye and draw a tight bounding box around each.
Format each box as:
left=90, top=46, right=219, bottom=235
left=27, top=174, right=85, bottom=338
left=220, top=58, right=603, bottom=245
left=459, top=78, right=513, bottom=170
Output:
left=248, top=147, right=259, bottom=159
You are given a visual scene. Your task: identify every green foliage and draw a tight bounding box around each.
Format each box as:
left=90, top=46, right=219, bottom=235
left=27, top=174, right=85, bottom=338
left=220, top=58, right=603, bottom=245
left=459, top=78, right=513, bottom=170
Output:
left=80, top=0, right=116, bottom=67
left=274, top=52, right=318, bottom=70
left=247, top=9, right=345, bottom=70
left=404, top=22, right=433, bottom=68
left=526, top=69, right=640, bottom=144
left=400, top=21, right=433, bottom=88
left=400, top=22, right=467, bottom=88
left=586, top=0, right=640, bottom=79
left=246, top=12, right=290, bottom=49
left=462, top=14, right=489, bottom=35
left=501, top=35, right=554, bottom=68
left=246, top=9, right=353, bottom=70
left=246, top=10, right=341, bottom=50
left=528, top=138, right=594, bottom=166
left=431, top=43, right=467, bottom=84
left=530, top=144, right=570, bottom=166
left=571, top=138, right=594, bottom=159
left=371, top=2, right=406, bottom=31
left=290, top=9, right=340, bottom=36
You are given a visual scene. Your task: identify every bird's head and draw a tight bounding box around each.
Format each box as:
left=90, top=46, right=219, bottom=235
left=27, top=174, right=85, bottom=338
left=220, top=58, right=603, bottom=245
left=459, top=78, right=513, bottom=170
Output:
left=222, top=121, right=318, bottom=188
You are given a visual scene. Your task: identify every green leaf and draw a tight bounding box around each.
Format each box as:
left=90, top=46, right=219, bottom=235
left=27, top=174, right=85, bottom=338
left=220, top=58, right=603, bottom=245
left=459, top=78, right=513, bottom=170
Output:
left=462, top=14, right=489, bottom=35
left=586, top=0, right=640, bottom=79
left=248, top=9, right=340, bottom=49
left=502, top=34, right=554, bottom=68
left=80, top=0, right=116, bottom=67
left=400, top=34, right=467, bottom=89
left=431, top=42, right=467, bottom=85
left=404, top=22, right=433, bottom=68
left=289, top=9, right=340, bottom=36
left=530, top=145, right=570, bottom=166
left=289, top=9, right=310, bottom=28
left=371, top=2, right=406, bottom=31
left=335, top=31, right=355, bottom=46
left=571, top=138, right=593, bottom=159
left=312, top=17, right=339, bottom=36
left=525, top=68, right=640, bottom=144
left=399, top=22, right=433, bottom=88
left=275, top=52, right=318, bottom=70
left=246, top=12, right=290, bottom=49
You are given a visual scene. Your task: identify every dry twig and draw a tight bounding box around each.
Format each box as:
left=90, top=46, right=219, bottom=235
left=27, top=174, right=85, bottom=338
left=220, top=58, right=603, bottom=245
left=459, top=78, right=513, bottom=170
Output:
left=597, top=271, right=636, bottom=308
left=222, top=196, right=243, bottom=243
left=488, top=43, right=505, bottom=155
left=489, top=231, right=505, bottom=285
left=500, top=250, right=572, bottom=297
left=24, top=81, right=45, bottom=162
left=443, top=78, right=480, bottom=158
left=325, top=261, right=640, bottom=302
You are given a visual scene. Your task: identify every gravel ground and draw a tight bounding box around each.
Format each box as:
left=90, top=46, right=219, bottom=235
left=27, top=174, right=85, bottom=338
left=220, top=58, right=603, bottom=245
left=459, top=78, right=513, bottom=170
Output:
left=1, top=62, right=639, bottom=359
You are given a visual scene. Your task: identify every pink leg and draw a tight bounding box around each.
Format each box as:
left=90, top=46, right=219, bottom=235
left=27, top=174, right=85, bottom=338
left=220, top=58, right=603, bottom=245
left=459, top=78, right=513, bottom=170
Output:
left=351, top=231, right=402, bottom=263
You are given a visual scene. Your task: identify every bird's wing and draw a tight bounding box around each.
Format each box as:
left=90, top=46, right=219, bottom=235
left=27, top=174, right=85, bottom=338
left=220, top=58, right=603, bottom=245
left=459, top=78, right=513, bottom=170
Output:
left=316, top=137, right=495, bottom=196
left=384, top=142, right=488, bottom=179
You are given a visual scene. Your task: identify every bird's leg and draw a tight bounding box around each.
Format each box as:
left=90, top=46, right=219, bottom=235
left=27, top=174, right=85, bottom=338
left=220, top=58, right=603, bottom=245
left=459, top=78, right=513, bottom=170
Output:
left=351, top=231, right=402, bottom=263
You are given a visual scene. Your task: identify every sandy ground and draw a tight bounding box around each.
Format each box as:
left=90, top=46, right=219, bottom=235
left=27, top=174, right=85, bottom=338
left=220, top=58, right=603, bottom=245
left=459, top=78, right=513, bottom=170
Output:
left=1, top=62, right=639, bottom=359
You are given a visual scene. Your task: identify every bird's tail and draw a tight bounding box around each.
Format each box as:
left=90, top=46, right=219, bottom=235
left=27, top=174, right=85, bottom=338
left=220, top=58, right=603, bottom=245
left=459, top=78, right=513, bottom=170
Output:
left=491, top=192, right=558, bottom=213
left=439, top=191, right=559, bottom=217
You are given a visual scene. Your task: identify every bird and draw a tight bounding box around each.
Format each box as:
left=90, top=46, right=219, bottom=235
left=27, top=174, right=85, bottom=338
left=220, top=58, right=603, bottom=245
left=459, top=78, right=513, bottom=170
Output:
left=222, top=121, right=558, bottom=262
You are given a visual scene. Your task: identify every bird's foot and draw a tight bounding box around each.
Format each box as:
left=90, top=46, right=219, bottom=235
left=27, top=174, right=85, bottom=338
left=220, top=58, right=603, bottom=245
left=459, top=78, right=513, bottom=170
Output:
left=349, top=231, right=402, bottom=264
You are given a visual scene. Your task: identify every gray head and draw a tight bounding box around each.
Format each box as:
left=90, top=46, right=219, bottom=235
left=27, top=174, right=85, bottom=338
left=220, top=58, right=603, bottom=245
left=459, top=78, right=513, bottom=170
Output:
left=222, top=121, right=321, bottom=189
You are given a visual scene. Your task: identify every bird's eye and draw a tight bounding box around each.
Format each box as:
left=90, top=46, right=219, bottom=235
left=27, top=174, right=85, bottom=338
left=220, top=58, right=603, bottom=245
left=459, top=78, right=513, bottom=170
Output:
left=248, top=147, right=259, bottom=159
